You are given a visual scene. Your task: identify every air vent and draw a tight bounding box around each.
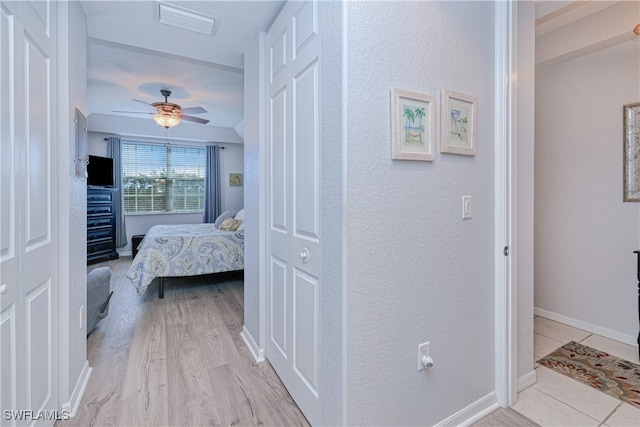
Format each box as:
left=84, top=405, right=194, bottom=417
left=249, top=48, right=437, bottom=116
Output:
left=155, top=1, right=220, bottom=36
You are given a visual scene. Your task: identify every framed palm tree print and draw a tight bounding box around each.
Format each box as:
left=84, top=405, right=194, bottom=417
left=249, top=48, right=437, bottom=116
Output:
left=391, top=88, right=435, bottom=161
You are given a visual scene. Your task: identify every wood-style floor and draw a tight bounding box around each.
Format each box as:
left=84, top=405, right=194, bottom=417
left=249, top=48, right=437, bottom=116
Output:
left=57, top=258, right=309, bottom=427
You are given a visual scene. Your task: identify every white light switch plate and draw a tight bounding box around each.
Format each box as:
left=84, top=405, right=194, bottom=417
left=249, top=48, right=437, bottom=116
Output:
left=462, top=196, right=471, bottom=219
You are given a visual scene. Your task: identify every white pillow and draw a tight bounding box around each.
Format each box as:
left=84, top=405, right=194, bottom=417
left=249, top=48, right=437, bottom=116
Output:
left=234, top=209, right=245, bottom=222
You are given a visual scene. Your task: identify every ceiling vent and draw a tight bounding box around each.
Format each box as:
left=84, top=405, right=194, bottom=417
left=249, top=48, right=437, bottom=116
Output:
left=155, top=1, right=221, bottom=36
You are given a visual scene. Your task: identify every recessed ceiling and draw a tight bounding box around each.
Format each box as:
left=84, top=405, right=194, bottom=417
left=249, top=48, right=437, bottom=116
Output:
left=534, top=1, right=622, bottom=37
left=535, top=1, right=575, bottom=20
left=81, top=0, right=284, bottom=132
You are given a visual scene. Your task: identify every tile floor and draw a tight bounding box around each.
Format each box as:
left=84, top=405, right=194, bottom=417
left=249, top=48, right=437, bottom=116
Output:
left=512, top=316, right=640, bottom=426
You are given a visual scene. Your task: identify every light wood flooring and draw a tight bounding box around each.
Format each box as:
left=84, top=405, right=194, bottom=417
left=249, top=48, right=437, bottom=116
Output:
left=57, top=258, right=309, bottom=427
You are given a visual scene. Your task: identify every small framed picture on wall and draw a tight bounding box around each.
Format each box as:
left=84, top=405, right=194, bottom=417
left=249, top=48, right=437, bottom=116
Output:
left=440, top=89, right=477, bottom=156
left=391, top=88, right=436, bottom=161
left=229, top=173, right=243, bottom=186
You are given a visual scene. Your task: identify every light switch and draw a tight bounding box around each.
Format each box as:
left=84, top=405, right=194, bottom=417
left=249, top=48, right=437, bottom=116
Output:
left=462, top=196, right=471, bottom=219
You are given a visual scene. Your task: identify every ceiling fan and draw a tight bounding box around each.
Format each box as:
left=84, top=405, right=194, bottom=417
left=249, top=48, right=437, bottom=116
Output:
left=114, top=89, right=209, bottom=128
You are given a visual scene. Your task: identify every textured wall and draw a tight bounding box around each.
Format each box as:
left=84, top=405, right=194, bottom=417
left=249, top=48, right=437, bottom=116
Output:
left=516, top=1, right=536, bottom=382
left=241, top=31, right=264, bottom=349
left=345, top=2, right=496, bottom=424
left=319, top=3, right=345, bottom=425
left=56, top=0, right=89, bottom=404
left=218, top=143, right=244, bottom=213
left=535, top=39, right=640, bottom=342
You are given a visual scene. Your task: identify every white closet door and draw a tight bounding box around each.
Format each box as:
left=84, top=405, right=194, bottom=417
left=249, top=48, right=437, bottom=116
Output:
left=266, top=1, right=322, bottom=424
left=1, top=1, right=58, bottom=425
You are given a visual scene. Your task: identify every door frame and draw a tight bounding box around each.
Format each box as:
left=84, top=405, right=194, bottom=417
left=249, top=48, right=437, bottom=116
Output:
left=494, top=0, right=518, bottom=407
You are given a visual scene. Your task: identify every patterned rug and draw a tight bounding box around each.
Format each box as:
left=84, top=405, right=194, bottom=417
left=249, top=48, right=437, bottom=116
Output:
left=537, top=341, right=640, bottom=408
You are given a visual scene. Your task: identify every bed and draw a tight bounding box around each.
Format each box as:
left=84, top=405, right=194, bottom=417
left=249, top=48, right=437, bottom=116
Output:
left=126, top=222, right=244, bottom=298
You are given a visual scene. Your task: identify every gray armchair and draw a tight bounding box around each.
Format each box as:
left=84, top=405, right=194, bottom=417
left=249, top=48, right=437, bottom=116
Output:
left=87, top=266, right=113, bottom=334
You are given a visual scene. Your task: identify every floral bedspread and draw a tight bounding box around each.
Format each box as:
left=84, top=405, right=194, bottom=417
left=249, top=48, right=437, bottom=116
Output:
left=126, top=223, right=244, bottom=295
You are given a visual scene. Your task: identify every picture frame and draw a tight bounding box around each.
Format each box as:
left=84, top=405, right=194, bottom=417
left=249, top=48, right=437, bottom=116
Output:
left=391, top=88, right=435, bottom=161
left=440, top=89, right=477, bottom=156
left=229, top=173, right=243, bottom=187
left=623, top=102, right=640, bottom=201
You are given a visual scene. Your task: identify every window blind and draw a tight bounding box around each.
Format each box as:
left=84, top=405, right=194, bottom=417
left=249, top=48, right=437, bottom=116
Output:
left=122, top=142, right=206, bottom=213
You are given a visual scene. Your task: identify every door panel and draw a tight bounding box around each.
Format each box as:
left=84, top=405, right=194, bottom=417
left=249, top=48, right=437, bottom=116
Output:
left=0, top=307, right=17, bottom=427
left=266, top=1, right=321, bottom=425
left=1, top=5, right=15, bottom=265
left=270, top=89, right=288, bottom=233
left=293, top=269, right=318, bottom=395
left=269, top=28, right=287, bottom=84
left=0, top=0, right=57, bottom=424
left=26, top=281, right=51, bottom=411
left=270, top=257, right=288, bottom=357
left=25, top=35, right=51, bottom=249
left=293, top=61, right=319, bottom=241
left=292, top=1, right=317, bottom=58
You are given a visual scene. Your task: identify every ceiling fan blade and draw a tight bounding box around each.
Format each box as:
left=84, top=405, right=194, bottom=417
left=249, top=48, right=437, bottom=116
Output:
left=133, top=99, right=158, bottom=112
left=113, top=110, right=153, bottom=115
left=182, top=106, right=207, bottom=114
left=182, top=115, right=209, bottom=124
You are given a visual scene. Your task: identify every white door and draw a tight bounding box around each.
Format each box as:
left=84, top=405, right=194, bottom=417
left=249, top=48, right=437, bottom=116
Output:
left=266, top=1, right=322, bottom=424
left=1, top=1, right=58, bottom=425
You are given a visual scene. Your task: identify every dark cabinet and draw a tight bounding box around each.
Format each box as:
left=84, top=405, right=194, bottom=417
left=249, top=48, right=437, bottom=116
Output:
left=87, top=187, right=119, bottom=264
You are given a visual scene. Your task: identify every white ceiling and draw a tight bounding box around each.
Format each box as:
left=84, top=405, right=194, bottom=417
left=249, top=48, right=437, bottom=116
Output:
left=534, top=1, right=623, bottom=36
left=535, top=1, right=575, bottom=19
left=81, top=1, right=284, bottom=129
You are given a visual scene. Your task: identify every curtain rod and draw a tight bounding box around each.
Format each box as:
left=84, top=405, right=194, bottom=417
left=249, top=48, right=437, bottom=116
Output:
left=102, top=137, right=225, bottom=148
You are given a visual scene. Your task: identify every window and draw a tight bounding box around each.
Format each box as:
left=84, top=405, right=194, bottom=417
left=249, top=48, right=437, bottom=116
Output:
left=122, top=142, right=206, bottom=214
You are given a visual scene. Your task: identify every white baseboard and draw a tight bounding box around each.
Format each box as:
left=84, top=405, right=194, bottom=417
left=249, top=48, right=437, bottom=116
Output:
left=434, top=392, right=499, bottom=427
left=534, top=307, right=636, bottom=346
left=517, top=370, right=537, bottom=392
left=61, top=360, right=92, bottom=417
left=240, top=325, right=265, bottom=363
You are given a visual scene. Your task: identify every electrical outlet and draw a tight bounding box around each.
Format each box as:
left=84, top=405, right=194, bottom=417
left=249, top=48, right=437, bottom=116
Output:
left=418, top=341, right=433, bottom=371
left=79, top=305, right=85, bottom=329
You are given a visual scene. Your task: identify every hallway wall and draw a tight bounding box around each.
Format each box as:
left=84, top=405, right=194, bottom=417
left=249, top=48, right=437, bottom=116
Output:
left=535, top=34, right=640, bottom=343
left=344, top=2, right=497, bottom=424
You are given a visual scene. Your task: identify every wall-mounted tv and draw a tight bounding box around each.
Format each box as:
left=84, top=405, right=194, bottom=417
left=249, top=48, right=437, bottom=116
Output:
left=87, top=155, right=114, bottom=187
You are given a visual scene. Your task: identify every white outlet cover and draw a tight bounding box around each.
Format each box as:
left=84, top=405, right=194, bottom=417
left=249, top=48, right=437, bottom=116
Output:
left=418, top=341, right=430, bottom=371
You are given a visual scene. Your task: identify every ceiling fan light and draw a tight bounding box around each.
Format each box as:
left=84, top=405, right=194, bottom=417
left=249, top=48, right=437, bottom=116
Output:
left=153, top=113, right=181, bottom=129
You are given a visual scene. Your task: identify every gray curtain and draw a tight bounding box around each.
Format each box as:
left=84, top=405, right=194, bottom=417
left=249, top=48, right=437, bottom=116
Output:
left=203, top=145, right=221, bottom=223
left=107, top=137, right=127, bottom=247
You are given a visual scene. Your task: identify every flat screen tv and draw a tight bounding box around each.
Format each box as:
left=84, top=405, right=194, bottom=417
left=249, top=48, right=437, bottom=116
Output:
left=87, top=155, right=114, bottom=187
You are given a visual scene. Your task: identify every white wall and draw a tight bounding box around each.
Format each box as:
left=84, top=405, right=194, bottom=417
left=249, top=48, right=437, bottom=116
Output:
left=219, top=143, right=244, bottom=213
left=344, top=2, right=496, bottom=424
left=535, top=34, right=640, bottom=343
left=88, top=112, right=243, bottom=144
left=516, top=1, right=536, bottom=383
left=318, top=3, right=345, bottom=424
left=241, top=31, right=264, bottom=358
left=56, top=0, right=89, bottom=408
left=87, top=128, right=244, bottom=255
